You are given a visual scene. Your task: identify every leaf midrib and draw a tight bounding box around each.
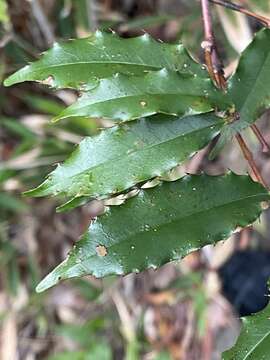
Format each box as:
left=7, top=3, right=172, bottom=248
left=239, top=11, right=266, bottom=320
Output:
left=243, top=326, right=270, bottom=359
left=22, top=61, right=167, bottom=73
left=50, top=120, right=219, bottom=193
left=64, top=92, right=211, bottom=118
left=77, top=191, right=265, bottom=261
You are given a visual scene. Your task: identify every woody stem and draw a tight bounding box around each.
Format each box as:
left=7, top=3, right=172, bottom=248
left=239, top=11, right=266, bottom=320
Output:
left=200, top=0, right=226, bottom=89
left=200, top=0, right=268, bottom=188
left=251, top=124, right=270, bottom=153
left=236, top=133, right=268, bottom=188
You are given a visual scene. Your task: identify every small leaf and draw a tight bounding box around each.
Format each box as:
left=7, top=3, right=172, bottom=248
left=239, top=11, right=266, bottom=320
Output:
left=4, top=31, right=207, bottom=89
left=217, top=28, right=270, bottom=148
left=25, top=113, right=223, bottom=207
left=36, top=173, right=269, bottom=292
left=54, top=70, right=229, bottom=122
left=223, top=303, right=270, bottom=359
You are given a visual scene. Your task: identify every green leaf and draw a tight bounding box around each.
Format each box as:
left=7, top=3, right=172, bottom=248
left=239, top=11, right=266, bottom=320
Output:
left=54, top=70, right=229, bottom=122
left=218, top=28, right=270, bottom=147
left=0, top=192, right=28, bottom=213
left=23, top=95, right=65, bottom=116
left=36, top=173, right=269, bottom=292
left=120, top=14, right=175, bottom=31
left=56, top=319, right=106, bottom=347
left=0, top=0, right=9, bottom=24
left=154, top=352, right=171, bottom=360
left=1, top=117, right=35, bottom=139
left=229, top=28, right=270, bottom=129
left=48, top=343, right=112, bottom=360
left=26, top=113, right=223, bottom=208
left=48, top=352, right=87, bottom=360
left=223, top=303, right=270, bottom=360
left=4, top=31, right=206, bottom=89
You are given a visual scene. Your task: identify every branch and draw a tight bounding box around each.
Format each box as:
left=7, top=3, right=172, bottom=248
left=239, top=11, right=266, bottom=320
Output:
left=251, top=124, right=270, bottom=153
left=200, top=0, right=268, bottom=188
left=236, top=133, right=268, bottom=189
left=200, top=0, right=227, bottom=89
left=209, top=0, right=270, bottom=28
left=199, top=0, right=268, bottom=189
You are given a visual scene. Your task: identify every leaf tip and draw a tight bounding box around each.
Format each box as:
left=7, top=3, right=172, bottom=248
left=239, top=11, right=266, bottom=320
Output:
left=3, top=65, right=32, bottom=87
left=22, top=189, right=35, bottom=197
left=23, top=179, right=52, bottom=197
left=36, top=273, right=58, bottom=293
left=52, top=111, right=69, bottom=122
left=51, top=116, right=61, bottom=123
left=3, top=76, right=14, bottom=87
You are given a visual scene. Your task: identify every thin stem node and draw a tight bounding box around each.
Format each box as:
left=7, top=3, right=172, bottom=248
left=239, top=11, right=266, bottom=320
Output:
left=200, top=0, right=227, bottom=89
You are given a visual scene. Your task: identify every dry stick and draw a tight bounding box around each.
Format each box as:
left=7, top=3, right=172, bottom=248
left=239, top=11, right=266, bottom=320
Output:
left=200, top=0, right=268, bottom=188
left=251, top=124, right=270, bottom=153
left=236, top=133, right=268, bottom=188
left=209, top=0, right=270, bottom=28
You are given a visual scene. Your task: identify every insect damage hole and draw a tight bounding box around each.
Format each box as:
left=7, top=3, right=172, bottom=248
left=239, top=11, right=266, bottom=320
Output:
left=40, top=75, right=55, bottom=86
left=96, top=245, right=108, bottom=257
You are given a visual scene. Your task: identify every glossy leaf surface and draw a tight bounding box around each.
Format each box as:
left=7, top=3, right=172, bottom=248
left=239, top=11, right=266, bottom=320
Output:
left=223, top=303, right=270, bottom=360
left=36, top=174, right=269, bottom=292
left=54, top=70, right=229, bottom=122
left=218, top=28, right=270, bottom=147
left=4, top=31, right=207, bottom=89
left=26, top=113, right=223, bottom=207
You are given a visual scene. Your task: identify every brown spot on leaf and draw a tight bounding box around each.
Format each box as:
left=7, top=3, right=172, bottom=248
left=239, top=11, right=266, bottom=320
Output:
left=96, top=245, right=108, bottom=257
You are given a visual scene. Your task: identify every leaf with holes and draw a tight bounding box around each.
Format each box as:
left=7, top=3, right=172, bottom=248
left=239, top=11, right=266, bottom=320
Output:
left=25, top=113, right=223, bottom=210
left=36, top=173, right=269, bottom=292
left=4, top=31, right=207, bottom=89
left=223, top=303, right=270, bottom=360
left=54, top=70, right=230, bottom=122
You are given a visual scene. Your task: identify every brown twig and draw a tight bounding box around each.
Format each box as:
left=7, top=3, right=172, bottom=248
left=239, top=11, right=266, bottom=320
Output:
left=236, top=133, right=268, bottom=188
left=200, top=0, right=227, bottom=89
left=251, top=124, right=270, bottom=153
left=200, top=0, right=268, bottom=188
left=209, top=0, right=270, bottom=28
